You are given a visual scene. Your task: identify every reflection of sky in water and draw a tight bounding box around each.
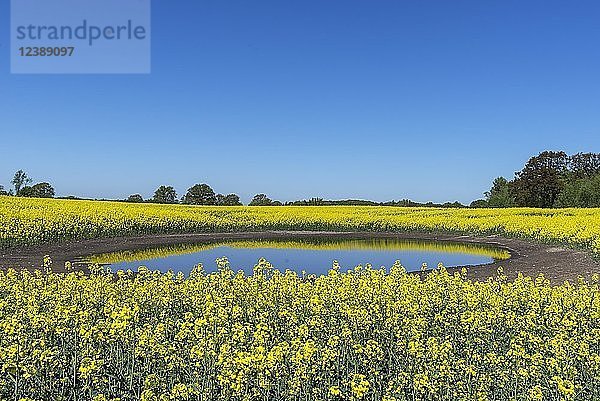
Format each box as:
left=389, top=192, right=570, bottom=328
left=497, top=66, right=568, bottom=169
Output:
left=106, top=245, right=494, bottom=275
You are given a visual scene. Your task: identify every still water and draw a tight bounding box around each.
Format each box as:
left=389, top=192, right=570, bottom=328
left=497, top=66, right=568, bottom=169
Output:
left=78, top=237, right=510, bottom=275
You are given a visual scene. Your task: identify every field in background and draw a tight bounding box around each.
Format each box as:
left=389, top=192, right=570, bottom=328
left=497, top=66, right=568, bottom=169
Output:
left=1, top=196, right=600, bottom=253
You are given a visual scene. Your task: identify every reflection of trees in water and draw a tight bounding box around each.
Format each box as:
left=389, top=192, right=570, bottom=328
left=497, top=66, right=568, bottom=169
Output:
left=85, top=238, right=510, bottom=265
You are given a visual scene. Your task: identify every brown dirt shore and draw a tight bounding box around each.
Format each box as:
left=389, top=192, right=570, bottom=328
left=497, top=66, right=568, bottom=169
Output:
left=1, top=231, right=599, bottom=283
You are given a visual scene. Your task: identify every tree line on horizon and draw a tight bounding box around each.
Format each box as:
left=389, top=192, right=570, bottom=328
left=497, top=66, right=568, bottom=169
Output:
left=127, top=185, right=285, bottom=206
left=472, top=151, right=600, bottom=208
left=0, top=173, right=464, bottom=207
left=129, top=188, right=466, bottom=207
left=0, top=170, right=55, bottom=198
left=3, top=151, right=599, bottom=208
left=138, top=185, right=282, bottom=206
left=284, top=198, right=465, bottom=208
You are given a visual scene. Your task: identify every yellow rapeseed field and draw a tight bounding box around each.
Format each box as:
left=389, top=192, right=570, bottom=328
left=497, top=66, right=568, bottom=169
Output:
left=1, top=259, right=599, bottom=400
left=2, top=197, right=600, bottom=400
left=1, top=196, right=600, bottom=253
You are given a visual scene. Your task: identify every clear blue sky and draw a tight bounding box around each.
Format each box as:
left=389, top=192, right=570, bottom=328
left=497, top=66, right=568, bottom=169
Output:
left=1, top=0, right=599, bottom=204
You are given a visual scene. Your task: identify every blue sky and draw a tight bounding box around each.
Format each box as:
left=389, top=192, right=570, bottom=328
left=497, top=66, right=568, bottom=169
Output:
left=1, top=0, right=599, bottom=204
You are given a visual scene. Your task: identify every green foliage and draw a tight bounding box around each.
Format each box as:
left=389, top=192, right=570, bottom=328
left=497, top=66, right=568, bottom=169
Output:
left=12, top=169, right=32, bottom=195
left=18, top=186, right=34, bottom=197
left=569, top=152, right=600, bottom=178
left=287, top=198, right=467, bottom=207
left=182, top=183, right=217, bottom=205
left=469, top=199, right=488, bottom=208
left=287, top=197, right=329, bottom=206
left=126, top=194, right=144, bottom=203
left=511, top=151, right=569, bottom=208
left=555, top=173, right=600, bottom=208
left=0, top=185, right=8, bottom=196
left=479, top=151, right=600, bottom=208
left=485, top=177, right=515, bottom=208
left=152, top=185, right=178, bottom=204
left=31, top=182, right=55, bottom=198
left=216, top=193, right=242, bottom=206
left=249, top=193, right=279, bottom=206
left=19, top=182, right=55, bottom=198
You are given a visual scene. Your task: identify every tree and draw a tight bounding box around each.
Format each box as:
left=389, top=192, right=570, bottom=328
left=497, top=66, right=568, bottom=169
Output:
left=30, top=182, right=55, bottom=198
left=18, top=186, right=34, bottom=197
left=18, top=183, right=55, bottom=198
left=216, top=193, right=242, bottom=206
left=0, top=185, right=8, bottom=196
left=152, top=186, right=178, bottom=204
left=569, top=152, right=600, bottom=178
left=249, top=194, right=277, bottom=206
left=12, top=170, right=32, bottom=196
left=182, top=184, right=217, bottom=205
left=484, top=177, right=515, bottom=208
left=126, top=194, right=144, bottom=203
left=555, top=173, right=600, bottom=208
left=470, top=199, right=488, bottom=208
left=511, top=151, right=569, bottom=208
left=476, top=150, right=600, bottom=208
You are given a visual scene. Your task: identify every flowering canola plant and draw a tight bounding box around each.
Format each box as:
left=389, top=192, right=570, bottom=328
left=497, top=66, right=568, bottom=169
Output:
left=0, top=260, right=599, bottom=400
left=1, top=196, right=600, bottom=253
left=2, top=197, right=600, bottom=400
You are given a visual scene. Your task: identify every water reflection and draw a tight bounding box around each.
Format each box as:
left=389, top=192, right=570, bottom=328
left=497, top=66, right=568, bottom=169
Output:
left=79, top=237, right=510, bottom=275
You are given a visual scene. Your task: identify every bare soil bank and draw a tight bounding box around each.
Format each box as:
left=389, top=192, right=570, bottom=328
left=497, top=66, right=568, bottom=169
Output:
left=1, top=231, right=599, bottom=283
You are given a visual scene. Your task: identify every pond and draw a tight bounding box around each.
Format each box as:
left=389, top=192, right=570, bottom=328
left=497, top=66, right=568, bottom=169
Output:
left=77, top=237, right=510, bottom=275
